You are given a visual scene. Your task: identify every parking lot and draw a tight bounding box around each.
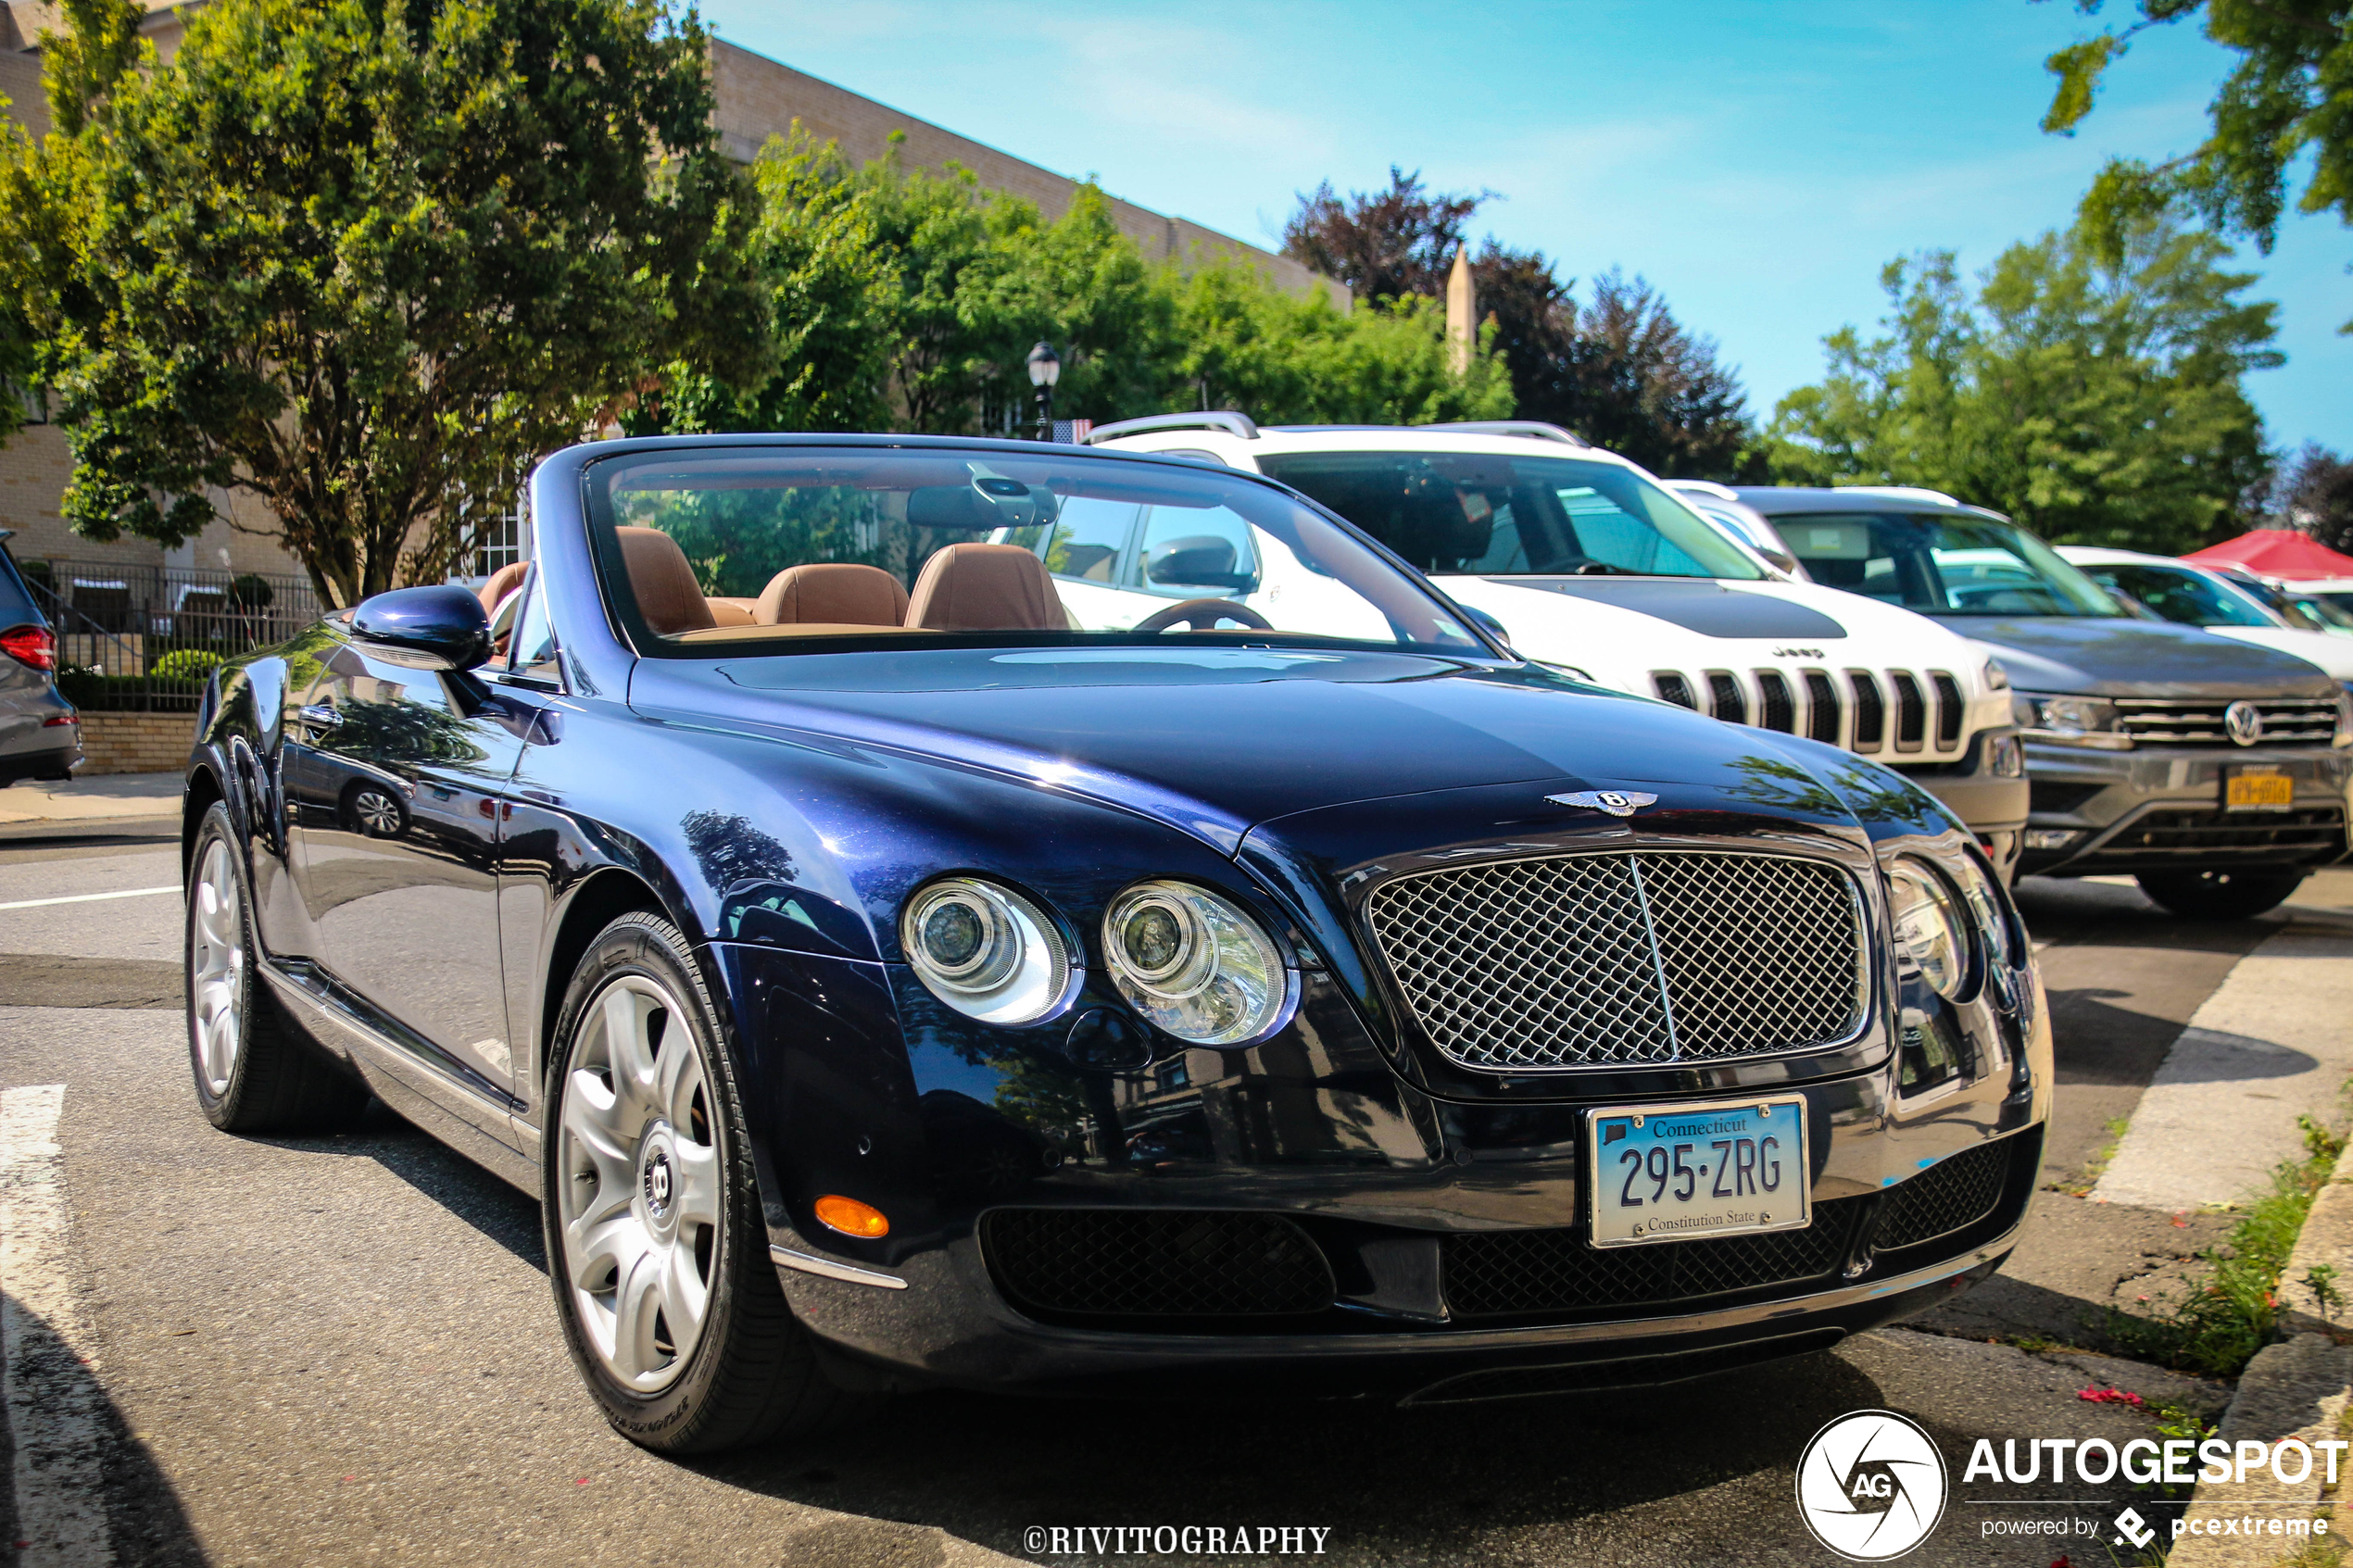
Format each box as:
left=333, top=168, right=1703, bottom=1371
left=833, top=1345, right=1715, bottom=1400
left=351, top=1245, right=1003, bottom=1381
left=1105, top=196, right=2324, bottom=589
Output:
left=3, top=807, right=2350, bottom=1567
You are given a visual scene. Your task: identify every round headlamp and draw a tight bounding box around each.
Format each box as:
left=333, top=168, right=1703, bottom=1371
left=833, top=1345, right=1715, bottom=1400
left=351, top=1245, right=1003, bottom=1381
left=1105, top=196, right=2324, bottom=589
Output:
left=1103, top=881, right=1289, bottom=1046
left=900, top=878, right=1070, bottom=1024
left=1887, top=859, right=1971, bottom=1000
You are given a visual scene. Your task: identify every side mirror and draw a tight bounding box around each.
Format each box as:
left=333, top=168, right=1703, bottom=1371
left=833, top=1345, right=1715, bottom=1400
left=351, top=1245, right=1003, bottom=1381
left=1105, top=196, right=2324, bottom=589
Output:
left=349, top=585, right=493, bottom=672
left=1457, top=604, right=1515, bottom=652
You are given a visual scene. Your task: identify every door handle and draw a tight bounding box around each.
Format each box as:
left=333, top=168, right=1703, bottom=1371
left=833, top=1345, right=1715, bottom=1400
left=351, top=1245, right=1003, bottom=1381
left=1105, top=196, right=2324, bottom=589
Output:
left=297, top=703, right=342, bottom=729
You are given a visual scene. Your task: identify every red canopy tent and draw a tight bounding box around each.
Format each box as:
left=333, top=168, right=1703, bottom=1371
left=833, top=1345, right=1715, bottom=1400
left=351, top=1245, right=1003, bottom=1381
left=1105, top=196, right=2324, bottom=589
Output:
left=2183, top=529, right=2353, bottom=581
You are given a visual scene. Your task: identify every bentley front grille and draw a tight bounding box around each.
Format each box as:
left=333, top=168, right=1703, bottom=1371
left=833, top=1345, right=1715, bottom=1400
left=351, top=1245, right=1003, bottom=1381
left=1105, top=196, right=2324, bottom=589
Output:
left=1365, top=850, right=1869, bottom=1071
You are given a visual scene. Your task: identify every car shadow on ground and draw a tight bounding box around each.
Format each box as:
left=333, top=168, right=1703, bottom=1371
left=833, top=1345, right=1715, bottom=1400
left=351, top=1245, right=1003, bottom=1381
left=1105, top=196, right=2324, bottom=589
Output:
left=271, top=1099, right=546, bottom=1270
left=689, top=1351, right=1893, bottom=1557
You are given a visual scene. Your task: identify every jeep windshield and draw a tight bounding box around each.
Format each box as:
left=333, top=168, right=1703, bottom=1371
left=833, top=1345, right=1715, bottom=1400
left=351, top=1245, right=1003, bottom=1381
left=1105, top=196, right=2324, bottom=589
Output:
left=585, top=446, right=1489, bottom=657
left=1770, top=512, right=2122, bottom=618
left=1254, top=451, right=1765, bottom=581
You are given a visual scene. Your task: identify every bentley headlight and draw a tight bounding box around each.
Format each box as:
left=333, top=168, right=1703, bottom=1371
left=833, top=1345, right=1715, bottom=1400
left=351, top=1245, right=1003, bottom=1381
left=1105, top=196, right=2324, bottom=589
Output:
left=901, top=878, right=1070, bottom=1024
left=1887, top=859, right=1971, bottom=999
left=1103, top=881, right=1289, bottom=1046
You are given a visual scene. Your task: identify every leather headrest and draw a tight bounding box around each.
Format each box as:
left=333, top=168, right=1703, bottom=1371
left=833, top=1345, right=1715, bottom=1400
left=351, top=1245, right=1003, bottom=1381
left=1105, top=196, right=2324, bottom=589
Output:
left=905, top=544, right=1065, bottom=632
left=616, top=527, right=715, bottom=636
left=478, top=561, right=528, bottom=616
left=757, top=564, right=910, bottom=627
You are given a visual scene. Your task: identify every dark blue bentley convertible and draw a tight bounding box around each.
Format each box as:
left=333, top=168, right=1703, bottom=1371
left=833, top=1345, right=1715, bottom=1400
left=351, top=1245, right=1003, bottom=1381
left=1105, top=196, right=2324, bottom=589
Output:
left=181, top=435, right=2049, bottom=1452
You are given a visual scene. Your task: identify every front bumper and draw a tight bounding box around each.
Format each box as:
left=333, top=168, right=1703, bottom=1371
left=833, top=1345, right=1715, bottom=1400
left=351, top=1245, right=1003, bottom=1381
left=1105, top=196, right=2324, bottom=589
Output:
left=717, top=916, right=2053, bottom=1401
left=2018, top=738, right=2352, bottom=877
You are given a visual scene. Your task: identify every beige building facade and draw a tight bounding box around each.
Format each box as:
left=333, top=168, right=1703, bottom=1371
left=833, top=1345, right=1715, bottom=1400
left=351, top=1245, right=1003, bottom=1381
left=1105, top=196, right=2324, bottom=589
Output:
left=0, top=2, right=1331, bottom=595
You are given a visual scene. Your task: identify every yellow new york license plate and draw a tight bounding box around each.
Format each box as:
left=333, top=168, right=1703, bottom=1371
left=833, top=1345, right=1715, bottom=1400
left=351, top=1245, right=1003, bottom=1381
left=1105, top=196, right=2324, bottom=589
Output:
left=2224, top=769, right=2293, bottom=812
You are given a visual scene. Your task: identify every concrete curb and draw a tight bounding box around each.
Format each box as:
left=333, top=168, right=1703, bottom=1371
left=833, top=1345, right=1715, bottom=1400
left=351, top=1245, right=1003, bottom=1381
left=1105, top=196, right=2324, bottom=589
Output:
left=2168, top=1138, right=2353, bottom=1566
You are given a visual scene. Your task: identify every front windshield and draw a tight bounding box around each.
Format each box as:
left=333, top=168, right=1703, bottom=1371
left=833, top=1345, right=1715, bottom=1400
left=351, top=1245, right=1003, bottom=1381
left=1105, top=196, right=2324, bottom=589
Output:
left=1770, top=512, right=2121, bottom=617
left=2080, top=563, right=2276, bottom=628
left=1255, top=451, right=1764, bottom=581
left=585, top=447, right=1485, bottom=657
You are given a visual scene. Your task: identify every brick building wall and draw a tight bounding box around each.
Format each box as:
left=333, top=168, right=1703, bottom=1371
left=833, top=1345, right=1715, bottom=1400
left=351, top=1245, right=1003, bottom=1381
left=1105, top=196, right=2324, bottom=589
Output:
left=75, top=712, right=195, bottom=775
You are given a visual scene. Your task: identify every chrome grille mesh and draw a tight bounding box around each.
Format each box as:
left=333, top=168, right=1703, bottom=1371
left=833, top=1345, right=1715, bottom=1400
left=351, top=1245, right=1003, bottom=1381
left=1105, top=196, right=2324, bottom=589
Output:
left=1365, top=851, right=1866, bottom=1071
left=2115, top=698, right=2337, bottom=747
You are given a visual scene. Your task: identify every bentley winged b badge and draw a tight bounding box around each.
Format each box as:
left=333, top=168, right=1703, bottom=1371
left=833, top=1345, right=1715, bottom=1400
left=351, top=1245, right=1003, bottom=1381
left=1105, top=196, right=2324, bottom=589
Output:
left=1547, top=789, right=1659, bottom=818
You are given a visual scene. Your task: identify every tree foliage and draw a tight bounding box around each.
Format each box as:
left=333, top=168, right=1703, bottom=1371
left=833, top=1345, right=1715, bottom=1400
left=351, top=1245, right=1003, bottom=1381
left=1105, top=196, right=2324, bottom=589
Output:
left=0, top=0, right=768, bottom=608
left=2260, top=441, right=2353, bottom=551
left=1764, top=213, right=2281, bottom=552
left=2043, top=0, right=2353, bottom=329
left=635, top=137, right=1511, bottom=441
left=1279, top=168, right=1755, bottom=476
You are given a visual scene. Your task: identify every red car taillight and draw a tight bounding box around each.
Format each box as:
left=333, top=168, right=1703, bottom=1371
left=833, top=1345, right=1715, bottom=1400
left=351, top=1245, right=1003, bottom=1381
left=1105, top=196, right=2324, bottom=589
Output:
left=0, top=624, right=57, bottom=672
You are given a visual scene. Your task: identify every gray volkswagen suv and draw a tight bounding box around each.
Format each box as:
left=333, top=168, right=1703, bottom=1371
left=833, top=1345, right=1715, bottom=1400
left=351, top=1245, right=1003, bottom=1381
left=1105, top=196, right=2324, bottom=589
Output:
left=1733, top=489, right=2351, bottom=920
left=0, top=532, right=81, bottom=784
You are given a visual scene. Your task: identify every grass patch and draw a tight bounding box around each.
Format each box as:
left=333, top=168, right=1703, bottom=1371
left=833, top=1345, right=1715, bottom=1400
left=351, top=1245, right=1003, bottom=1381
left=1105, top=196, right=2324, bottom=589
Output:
left=2051, top=1115, right=2134, bottom=1197
left=2105, top=1113, right=2348, bottom=1378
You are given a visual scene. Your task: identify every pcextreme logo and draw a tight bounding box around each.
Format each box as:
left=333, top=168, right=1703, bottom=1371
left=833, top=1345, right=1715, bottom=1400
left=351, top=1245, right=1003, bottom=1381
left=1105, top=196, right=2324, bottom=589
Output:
left=1795, top=1411, right=1948, bottom=1561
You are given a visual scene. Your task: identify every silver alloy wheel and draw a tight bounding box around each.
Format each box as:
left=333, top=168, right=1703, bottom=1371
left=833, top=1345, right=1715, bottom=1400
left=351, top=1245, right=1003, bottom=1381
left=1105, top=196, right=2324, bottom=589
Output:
left=190, top=838, right=245, bottom=1097
left=352, top=789, right=402, bottom=836
left=556, top=974, right=721, bottom=1394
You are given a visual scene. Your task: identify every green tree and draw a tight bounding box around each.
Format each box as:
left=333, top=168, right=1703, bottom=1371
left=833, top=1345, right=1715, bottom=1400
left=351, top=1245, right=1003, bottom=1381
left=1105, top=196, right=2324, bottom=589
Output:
left=1764, top=213, right=2279, bottom=552
left=0, top=0, right=768, bottom=608
left=2043, top=0, right=2353, bottom=329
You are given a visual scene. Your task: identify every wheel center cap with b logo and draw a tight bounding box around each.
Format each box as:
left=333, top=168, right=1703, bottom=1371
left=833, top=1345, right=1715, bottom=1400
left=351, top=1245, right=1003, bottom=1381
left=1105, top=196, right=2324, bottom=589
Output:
left=639, top=1124, right=678, bottom=1226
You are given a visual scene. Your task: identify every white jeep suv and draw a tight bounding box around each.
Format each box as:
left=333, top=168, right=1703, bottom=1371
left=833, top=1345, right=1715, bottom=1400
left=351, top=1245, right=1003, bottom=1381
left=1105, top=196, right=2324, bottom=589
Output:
left=1086, top=414, right=2029, bottom=878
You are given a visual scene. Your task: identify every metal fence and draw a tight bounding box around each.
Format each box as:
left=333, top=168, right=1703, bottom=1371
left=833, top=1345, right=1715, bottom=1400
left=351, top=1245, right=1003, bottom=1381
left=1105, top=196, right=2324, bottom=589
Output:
left=23, top=559, right=322, bottom=713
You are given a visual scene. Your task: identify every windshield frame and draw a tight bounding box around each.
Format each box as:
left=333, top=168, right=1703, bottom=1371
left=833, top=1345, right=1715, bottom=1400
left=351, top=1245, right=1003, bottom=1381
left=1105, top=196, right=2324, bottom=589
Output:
left=577, top=440, right=1508, bottom=663
left=2079, top=560, right=2281, bottom=629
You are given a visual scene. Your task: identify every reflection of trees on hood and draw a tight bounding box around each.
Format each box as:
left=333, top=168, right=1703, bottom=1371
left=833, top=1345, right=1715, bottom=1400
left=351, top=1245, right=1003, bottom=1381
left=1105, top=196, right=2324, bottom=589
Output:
left=1818, top=758, right=1942, bottom=828
left=1721, top=756, right=1844, bottom=819
left=681, top=811, right=797, bottom=893
left=338, top=698, right=487, bottom=767
left=993, top=1052, right=1091, bottom=1138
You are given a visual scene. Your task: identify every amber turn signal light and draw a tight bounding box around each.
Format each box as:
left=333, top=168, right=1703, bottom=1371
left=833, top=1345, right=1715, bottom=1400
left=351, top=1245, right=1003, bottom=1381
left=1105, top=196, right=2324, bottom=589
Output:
left=814, top=1195, right=889, bottom=1239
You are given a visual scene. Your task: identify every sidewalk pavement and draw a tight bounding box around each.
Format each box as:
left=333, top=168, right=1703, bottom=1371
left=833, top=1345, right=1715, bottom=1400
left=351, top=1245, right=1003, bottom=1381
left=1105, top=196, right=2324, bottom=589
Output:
left=0, top=774, right=182, bottom=828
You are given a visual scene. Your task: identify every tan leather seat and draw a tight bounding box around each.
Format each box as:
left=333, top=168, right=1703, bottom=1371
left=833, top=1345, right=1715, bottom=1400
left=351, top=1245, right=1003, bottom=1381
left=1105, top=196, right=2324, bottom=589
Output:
left=905, top=544, right=1066, bottom=632
left=707, top=596, right=759, bottom=626
left=477, top=561, right=528, bottom=617
left=757, top=564, right=910, bottom=627
left=615, top=526, right=716, bottom=636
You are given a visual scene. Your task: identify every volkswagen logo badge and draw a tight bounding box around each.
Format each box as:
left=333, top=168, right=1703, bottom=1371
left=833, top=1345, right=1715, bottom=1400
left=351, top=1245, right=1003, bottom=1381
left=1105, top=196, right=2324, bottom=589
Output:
left=1547, top=789, right=1660, bottom=818
left=2225, top=700, right=2264, bottom=747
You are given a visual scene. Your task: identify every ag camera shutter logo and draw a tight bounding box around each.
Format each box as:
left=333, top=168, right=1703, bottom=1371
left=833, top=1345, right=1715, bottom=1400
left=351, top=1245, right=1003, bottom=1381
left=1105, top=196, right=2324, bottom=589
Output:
left=1795, top=1410, right=1947, bottom=1560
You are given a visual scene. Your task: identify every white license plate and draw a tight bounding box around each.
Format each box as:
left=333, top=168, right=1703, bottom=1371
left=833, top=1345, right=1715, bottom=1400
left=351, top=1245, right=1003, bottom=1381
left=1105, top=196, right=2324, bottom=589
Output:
left=1586, top=1096, right=1810, bottom=1248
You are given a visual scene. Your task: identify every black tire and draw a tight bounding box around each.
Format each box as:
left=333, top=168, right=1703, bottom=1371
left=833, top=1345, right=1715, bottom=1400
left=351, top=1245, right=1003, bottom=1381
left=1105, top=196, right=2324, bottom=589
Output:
left=2134, top=867, right=2308, bottom=921
left=541, top=911, right=852, bottom=1453
left=184, top=801, right=369, bottom=1134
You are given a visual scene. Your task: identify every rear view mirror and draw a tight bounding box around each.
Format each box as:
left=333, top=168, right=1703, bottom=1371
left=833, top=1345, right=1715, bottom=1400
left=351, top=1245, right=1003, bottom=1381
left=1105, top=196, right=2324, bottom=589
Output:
left=907, top=479, right=1055, bottom=531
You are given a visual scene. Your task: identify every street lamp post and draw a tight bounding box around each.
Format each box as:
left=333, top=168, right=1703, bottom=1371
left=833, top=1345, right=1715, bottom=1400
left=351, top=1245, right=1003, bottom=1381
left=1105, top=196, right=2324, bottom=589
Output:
left=1026, top=341, right=1060, bottom=441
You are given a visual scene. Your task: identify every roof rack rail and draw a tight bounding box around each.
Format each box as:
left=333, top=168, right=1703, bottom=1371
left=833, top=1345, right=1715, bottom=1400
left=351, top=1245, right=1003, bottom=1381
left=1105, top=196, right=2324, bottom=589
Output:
left=1835, top=484, right=1962, bottom=508
left=1084, top=411, right=1259, bottom=445
left=1420, top=420, right=1589, bottom=447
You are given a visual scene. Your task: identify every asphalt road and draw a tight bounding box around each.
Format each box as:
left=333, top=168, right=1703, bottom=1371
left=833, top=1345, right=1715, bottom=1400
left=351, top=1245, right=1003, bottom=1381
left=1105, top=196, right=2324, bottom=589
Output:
left=2, top=818, right=2347, bottom=1567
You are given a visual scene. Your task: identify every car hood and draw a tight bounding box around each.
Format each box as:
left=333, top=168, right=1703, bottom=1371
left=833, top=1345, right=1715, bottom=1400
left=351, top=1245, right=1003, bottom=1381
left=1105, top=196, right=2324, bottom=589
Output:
left=628, top=646, right=1882, bottom=855
left=1937, top=615, right=2340, bottom=697
left=1432, top=574, right=1982, bottom=670
left=2206, top=626, right=2353, bottom=683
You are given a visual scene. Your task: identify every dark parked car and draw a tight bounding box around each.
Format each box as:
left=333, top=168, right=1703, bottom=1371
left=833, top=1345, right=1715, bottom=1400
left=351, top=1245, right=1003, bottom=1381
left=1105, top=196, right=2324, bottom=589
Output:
left=1733, top=489, right=2353, bottom=919
left=183, top=436, right=2047, bottom=1454
left=0, top=530, right=82, bottom=784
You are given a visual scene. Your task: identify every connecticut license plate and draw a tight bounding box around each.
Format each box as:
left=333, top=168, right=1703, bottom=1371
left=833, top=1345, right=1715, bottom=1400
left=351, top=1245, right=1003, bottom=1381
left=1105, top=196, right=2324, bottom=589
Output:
left=2224, top=767, right=2294, bottom=812
left=1585, top=1096, right=1809, bottom=1248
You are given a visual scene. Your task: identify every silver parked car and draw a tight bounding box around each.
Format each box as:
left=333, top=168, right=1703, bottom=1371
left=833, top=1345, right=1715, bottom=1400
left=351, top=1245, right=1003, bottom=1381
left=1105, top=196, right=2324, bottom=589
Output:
left=0, top=532, right=82, bottom=784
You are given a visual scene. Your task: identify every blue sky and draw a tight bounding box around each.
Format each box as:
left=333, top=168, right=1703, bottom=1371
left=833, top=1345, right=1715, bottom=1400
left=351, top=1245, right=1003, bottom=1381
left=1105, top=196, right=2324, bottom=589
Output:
left=701, top=0, right=2350, bottom=455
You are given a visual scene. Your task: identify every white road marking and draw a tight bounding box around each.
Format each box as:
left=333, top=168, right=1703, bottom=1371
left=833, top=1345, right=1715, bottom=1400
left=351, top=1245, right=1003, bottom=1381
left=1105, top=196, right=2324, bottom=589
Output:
left=0, top=1085, right=112, bottom=1568
left=0, top=886, right=178, bottom=912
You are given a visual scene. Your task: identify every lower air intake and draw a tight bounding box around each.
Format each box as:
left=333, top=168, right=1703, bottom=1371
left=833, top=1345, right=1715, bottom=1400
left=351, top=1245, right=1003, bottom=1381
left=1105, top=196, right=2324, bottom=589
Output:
left=981, top=1209, right=1336, bottom=1320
